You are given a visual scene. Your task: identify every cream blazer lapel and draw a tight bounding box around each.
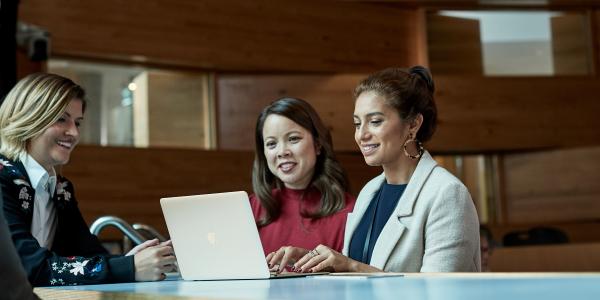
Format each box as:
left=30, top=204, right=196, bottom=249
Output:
left=344, top=151, right=438, bottom=270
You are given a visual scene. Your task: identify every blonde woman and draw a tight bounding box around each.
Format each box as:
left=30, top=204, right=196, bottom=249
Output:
left=0, top=73, right=175, bottom=286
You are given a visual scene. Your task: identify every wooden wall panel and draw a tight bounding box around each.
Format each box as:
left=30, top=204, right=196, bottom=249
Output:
left=19, top=0, right=422, bottom=72
left=218, top=74, right=600, bottom=152
left=594, top=10, right=600, bottom=75
left=217, top=74, right=363, bottom=151
left=133, top=71, right=212, bottom=148
left=427, top=14, right=483, bottom=75
left=502, top=146, right=600, bottom=224
left=489, top=242, right=600, bottom=271
left=551, top=13, right=593, bottom=75
left=62, top=146, right=380, bottom=237
left=16, top=49, right=45, bottom=80
left=432, top=76, right=600, bottom=152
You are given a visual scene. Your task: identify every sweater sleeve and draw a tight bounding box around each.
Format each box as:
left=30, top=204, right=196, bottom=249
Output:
left=0, top=191, right=40, bottom=299
left=57, top=179, right=136, bottom=283
left=1, top=171, right=135, bottom=286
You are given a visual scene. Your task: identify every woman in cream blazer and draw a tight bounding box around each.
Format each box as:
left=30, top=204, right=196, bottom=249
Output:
left=343, top=150, right=480, bottom=272
left=270, top=66, right=480, bottom=274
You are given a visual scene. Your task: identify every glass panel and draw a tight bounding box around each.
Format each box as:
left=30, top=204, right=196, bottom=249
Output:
left=48, top=59, right=215, bottom=148
left=48, top=59, right=144, bottom=146
left=428, top=11, right=593, bottom=76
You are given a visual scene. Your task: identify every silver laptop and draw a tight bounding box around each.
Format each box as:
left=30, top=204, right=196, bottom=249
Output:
left=160, top=191, right=323, bottom=280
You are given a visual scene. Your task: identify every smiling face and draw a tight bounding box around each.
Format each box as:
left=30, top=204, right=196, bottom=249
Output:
left=353, top=91, right=414, bottom=169
left=262, top=114, right=318, bottom=190
left=28, top=98, right=84, bottom=172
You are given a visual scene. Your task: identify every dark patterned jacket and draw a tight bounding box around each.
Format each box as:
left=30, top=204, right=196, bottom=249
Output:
left=0, top=154, right=134, bottom=286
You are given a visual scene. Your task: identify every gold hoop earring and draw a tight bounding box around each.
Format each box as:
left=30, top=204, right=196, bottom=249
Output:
left=403, top=133, right=424, bottom=160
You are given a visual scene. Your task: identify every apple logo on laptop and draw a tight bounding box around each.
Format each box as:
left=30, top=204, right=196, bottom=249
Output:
left=207, top=232, right=216, bottom=245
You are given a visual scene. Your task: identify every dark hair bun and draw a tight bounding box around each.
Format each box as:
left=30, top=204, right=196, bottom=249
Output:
left=409, top=66, right=435, bottom=93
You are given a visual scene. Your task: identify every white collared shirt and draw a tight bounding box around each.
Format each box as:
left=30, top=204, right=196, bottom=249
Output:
left=20, top=154, right=57, bottom=249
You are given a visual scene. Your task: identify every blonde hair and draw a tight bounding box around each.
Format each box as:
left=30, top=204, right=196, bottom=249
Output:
left=0, top=73, right=85, bottom=160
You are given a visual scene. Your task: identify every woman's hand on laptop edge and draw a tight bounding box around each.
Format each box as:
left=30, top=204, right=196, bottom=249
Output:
left=266, top=246, right=309, bottom=273
left=126, top=238, right=160, bottom=256
left=134, top=243, right=177, bottom=281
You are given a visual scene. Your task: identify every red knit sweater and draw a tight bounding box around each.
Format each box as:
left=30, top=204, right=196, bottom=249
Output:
left=250, top=188, right=355, bottom=255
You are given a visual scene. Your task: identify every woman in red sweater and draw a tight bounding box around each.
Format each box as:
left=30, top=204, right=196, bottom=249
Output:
left=250, top=97, right=355, bottom=273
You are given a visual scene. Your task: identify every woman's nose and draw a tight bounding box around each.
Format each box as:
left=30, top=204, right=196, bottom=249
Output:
left=277, top=147, right=291, bottom=158
left=65, top=122, right=79, bottom=137
left=357, top=126, right=370, bottom=141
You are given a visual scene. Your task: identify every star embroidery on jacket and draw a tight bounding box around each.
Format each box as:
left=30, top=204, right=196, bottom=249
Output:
left=69, top=260, right=89, bottom=276
left=21, top=201, right=29, bottom=210
left=50, top=279, right=57, bottom=285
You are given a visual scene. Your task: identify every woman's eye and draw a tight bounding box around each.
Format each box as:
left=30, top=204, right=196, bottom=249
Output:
left=353, top=122, right=361, bottom=129
left=75, top=122, right=81, bottom=128
left=265, top=141, right=276, bottom=149
left=370, top=119, right=382, bottom=126
left=57, top=117, right=66, bottom=123
left=289, top=136, right=301, bottom=143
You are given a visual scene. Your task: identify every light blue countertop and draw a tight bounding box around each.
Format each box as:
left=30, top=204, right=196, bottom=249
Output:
left=49, top=273, right=600, bottom=300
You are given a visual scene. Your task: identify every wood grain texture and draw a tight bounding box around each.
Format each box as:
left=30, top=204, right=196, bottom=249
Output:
left=356, top=0, right=600, bottom=9
left=61, top=146, right=380, bottom=237
left=489, top=242, right=600, bottom=271
left=133, top=71, right=212, bottom=148
left=19, top=0, right=421, bottom=72
left=551, top=12, right=593, bottom=75
left=427, top=14, right=483, bottom=75
left=593, top=10, right=600, bottom=75
left=432, top=76, right=600, bottom=152
left=217, top=74, right=600, bottom=152
left=217, top=74, right=363, bottom=151
left=16, top=49, right=45, bottom=79
left=502, top=146, right=600, bottom=224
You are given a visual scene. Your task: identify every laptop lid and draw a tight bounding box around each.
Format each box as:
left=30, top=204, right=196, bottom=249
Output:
left=160, top=191, right=270, bottom=280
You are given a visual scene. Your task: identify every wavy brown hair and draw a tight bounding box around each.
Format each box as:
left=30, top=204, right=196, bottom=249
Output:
left=252, top=97, right=349, bottom=227
left=354, top=66, right=437, bottom=142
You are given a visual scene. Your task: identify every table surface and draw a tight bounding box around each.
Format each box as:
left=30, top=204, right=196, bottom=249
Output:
left=40, top=273, right=600, bottom=300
